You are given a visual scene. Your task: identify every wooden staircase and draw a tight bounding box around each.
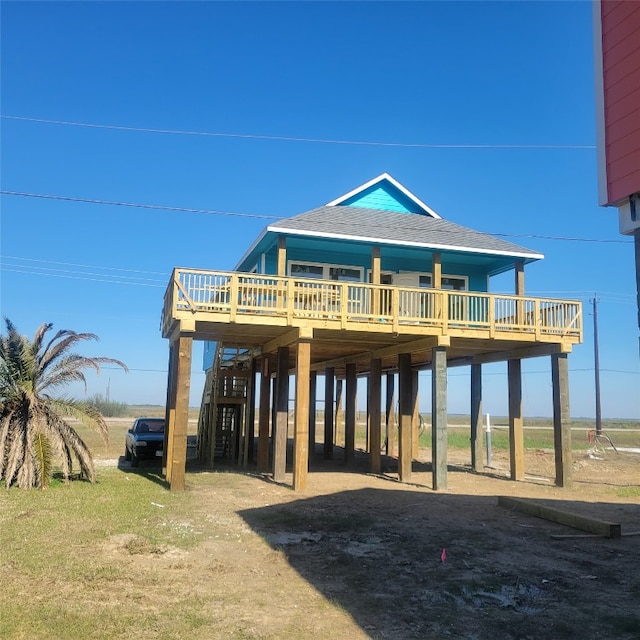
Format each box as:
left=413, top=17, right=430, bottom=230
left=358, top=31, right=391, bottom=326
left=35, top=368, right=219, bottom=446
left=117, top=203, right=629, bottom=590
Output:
left=197, top=344, right=253, bottom=466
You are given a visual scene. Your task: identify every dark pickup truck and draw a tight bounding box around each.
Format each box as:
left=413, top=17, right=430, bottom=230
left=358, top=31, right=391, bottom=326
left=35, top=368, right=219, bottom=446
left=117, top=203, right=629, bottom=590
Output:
left=124, top=417, right=165, bottom=467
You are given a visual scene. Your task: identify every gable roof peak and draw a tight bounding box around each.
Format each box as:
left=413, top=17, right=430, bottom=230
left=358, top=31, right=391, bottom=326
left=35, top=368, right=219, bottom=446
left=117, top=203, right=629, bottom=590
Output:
left=325, top=173, right=442, bottom=219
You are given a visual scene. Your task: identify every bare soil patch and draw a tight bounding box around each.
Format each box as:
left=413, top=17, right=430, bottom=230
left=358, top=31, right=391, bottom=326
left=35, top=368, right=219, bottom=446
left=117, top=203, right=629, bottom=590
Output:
left=116, top=446, right=640, bottom=639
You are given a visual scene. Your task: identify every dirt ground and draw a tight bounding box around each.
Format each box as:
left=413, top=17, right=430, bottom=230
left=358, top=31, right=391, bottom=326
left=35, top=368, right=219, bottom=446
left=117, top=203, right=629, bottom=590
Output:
left=118, top=445, right=640, bottom=640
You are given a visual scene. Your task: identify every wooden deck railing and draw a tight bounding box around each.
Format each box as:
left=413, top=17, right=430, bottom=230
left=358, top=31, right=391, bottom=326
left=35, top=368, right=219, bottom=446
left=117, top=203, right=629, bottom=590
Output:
left=163, top=268, right=583, bottom=340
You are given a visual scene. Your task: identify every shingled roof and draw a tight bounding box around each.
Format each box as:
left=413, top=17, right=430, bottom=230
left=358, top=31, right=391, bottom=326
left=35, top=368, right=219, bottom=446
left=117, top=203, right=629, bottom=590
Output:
left=268, top=205, right=542, bottom=259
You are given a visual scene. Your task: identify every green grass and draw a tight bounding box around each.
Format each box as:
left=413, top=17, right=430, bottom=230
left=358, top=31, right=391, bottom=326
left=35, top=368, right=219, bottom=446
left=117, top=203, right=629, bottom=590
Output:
left=0, top=469, right=208, bottom=640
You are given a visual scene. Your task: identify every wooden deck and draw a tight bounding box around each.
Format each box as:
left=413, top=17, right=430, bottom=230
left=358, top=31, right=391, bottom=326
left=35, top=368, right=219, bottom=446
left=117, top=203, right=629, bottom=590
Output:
left=162, top=268, right=582, bottom=372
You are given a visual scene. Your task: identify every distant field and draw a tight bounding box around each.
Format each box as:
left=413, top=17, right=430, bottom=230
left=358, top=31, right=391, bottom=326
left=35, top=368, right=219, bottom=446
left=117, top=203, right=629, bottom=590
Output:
left=78, top=406, right=639, bottom=461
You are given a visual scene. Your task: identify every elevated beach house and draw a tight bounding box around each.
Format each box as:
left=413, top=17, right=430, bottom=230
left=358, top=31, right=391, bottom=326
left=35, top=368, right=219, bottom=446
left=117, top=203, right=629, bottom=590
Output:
left=161, top=174, right=582, bottom=491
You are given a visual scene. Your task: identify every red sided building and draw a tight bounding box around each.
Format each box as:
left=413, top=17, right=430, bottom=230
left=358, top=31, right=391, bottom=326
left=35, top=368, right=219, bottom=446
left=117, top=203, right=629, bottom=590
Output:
left=594, top=0, right=640, bottom=232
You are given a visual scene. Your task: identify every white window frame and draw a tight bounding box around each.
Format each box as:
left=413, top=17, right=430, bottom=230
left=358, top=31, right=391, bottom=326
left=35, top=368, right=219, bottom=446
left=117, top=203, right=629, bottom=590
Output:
left=288, top=260, right=364, bottom=282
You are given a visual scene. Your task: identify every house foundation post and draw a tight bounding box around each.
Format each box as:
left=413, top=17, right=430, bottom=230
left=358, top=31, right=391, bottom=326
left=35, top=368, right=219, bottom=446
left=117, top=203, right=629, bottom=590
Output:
left=385, top=372, right=396, bottom=456
left=345, top=363, right=357, bottom=464
left=257, top=357, right=271, bottom=473
left=552, top=353, right=572, bottom=488
left=470, top=363, right=483, bottom=471
left=412, top=370, right=419, bottom=460
left=432, top=346, right=448, bottom=490
left=398, top=353, right=413, bottom=482
left=324, top=367, right=335, bottom=459
left=369, top=357, right=382, bottom=474
left=167, top=334, right=192, bottom=491
left=508, top=359, right=525, bottom=481
left=273, top=346, right=289, bottom=483
left=308, top=370, right=317, bottom=457
left=293, top=340, right=311, bottom=490
left=163, top=343, right=176, bottom=478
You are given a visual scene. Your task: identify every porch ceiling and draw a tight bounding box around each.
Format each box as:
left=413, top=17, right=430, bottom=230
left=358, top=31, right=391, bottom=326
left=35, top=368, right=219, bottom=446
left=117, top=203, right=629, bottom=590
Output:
left=176, top=317, right=572, bottom=378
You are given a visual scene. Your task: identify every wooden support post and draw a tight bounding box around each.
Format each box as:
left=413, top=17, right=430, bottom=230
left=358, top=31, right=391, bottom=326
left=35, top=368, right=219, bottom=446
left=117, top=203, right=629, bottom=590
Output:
left=324, top=367, right=335, bottom=459
left=308, top=370, right=317, bottom=457
left=515, top=260, right=525, bottom=295
left=163, top=343, right=176, bottom=477
left=385, top=372, right=396, bottom=456
left=335, top=379, right=344, bottom=446
left=432, top=252, right=442, bottom=289
left=345, top=363, right=357, bottom=464
left=277, top=236, right=287, bottom=276
left=257, top=357, right=271, bottom=473
left=369, top=357, right=382, bottom=474
left=432, top=346, right=448, bottom=490
left=273, top=346, right=289, bottom=483
left=552, top=353, right=572, bottom=488
left=168, top=334, right=192, bottom=491
left=372, top=246, right=381, bottom=316
left=515, top=260, right=525, bottom=326
left=243, top=358, right=257, bottom=467
left=508, top=359, right=525, bottom=481
left=398, top=353, right=413, bottom=482
left=470, top=363, right=483, bottom=471
left=412, top=370, right=419, bottom=460
left=294, top=340, right=311, bottom=490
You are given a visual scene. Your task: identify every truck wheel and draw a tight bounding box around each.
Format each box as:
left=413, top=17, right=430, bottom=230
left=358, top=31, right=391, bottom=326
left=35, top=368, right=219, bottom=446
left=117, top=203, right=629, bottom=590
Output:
left=130, top=451, right=139, bottom=468
left=124, top=446, right=131, bottom=461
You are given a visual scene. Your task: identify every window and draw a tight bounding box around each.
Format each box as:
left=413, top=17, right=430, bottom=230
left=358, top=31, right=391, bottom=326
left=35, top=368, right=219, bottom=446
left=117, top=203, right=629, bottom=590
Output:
left=329, top=267, right=361, bottom=282
left=420, top=274, right=467, bottom=291
left=290, top=263, right=324, bottom=279
left=289, top=262, right=363, bottom=282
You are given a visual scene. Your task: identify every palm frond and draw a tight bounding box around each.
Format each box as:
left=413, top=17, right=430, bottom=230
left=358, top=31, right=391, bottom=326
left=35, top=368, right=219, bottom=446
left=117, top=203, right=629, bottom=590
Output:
left=32, top=430, right=53, bottom=489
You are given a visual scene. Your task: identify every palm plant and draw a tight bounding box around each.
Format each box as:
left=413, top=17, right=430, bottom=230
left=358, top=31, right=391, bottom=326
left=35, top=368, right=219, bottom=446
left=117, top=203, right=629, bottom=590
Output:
left=0, top=319, right=127, bottom=489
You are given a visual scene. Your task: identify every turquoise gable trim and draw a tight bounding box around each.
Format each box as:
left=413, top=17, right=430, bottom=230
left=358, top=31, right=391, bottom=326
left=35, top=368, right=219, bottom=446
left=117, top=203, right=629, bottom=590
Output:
left=341, top=183, right=424, bottom=214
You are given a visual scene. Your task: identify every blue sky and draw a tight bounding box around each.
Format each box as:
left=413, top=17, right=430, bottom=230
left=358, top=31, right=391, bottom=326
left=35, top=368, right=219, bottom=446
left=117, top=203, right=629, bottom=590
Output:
left=1, top=1, right=638, bottom=419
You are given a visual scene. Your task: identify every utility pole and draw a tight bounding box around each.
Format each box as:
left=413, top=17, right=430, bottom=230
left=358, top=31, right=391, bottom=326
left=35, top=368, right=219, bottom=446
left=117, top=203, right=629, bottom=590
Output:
left=592, top=296, right=602, bottom=435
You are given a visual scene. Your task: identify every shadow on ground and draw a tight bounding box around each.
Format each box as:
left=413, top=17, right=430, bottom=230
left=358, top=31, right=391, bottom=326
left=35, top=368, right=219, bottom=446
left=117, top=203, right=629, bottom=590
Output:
left=237, top=482, right=640, bottom=640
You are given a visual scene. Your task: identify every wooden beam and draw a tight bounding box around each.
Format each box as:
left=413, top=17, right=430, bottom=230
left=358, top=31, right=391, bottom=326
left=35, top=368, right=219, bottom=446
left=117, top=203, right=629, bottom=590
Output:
left=470, top=363, right=483, bottom=471
left=262, top=327, right=312, bottom=355
left=369, top=358, right=382, bottom=474
left=311, top=336, right=439, bottom=372
left=515, top=260, right=525, bottom=296
left=308, top=370, right=317, bottom=458
left=273, top=346, right=289, bottom=483
left=508, top=359, right=525, bottom=481
left=335, top=379, right=344, bottom=447
left=371, top=246, right=381, bottom=284
left=432, top=252, right=442, bottom=289
left=498, top=497, right=621, bottom=538
left=324, top=367, right=335, bottom=460
left=277, top=236, right=287, bottom=276
left=432, top=346, right=448, bottom=490
left=168, top=334, right=192, bottom=491
left=293, top=340, right=311, bottom=490
left=552, top=353, right=572, bottom=488
left=344, top=363, right=357, bottom=464
left=372, top=246, right=381, bottom=316
left=398, top=353, right=413, bottom=482
left=257, top=357, right=271, bottom=473
left=163, top=343, right=176, bottom=477
left=411, top=370, right=419, bottom=460
left=466, top=342, right=573, bottom=365
left=244, top=357, right=257, bottom=466
left=385, top=372, right=396, bottom=457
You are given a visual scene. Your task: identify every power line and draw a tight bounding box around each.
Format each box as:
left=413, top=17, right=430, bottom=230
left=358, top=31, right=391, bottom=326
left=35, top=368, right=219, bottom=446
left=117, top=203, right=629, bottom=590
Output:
left=2, top=254, right=167, bottom=276
left=0, top=190, right=279, bottom=220
left=1, top=114, right=598, bottom=150
left=0, top=266, right=165, bottom=287
left=2, top=189, right=633, bottom=245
